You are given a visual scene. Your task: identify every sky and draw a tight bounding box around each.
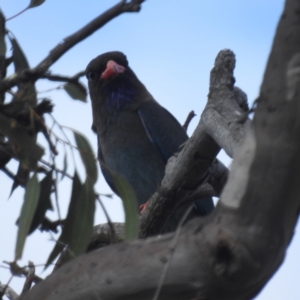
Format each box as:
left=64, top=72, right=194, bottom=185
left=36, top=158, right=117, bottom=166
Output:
left=0, top=0, right=298, bottom=299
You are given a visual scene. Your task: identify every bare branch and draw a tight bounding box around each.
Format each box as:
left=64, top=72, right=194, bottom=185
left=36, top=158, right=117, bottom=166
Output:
left=21, top=261, right=35, bottom=295
left=139, top=49, right=246, bottom=238
left=0, top=0, right=145, bottom=93
left=182, top=110, right=196, bottom=132
left=40, top=71, right=86, bottom=83
left=95, top=196, right=116, bottom=245
left=0, top=282, right=19, bottom=300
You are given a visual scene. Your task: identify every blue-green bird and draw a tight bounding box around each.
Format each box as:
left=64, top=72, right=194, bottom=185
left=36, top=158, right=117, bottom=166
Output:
left=86, top=51, right=213, bottom=231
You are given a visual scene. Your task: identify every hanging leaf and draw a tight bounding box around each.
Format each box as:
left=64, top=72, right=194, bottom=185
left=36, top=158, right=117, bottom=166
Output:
left=45, top=172, right=82, bottom=268
left=60, top=152, right=68, bottom=181
left=113, top=174, right=139, bottom=241
left=63, top=82, right=87, bottom=102
left=62, top=178, right=95, bottom=263
left=73, top=130, right=98, bottom=184
left=28, top=170, right=53, bottom=234
left=15, top=174, right=40, bottom=260
left=28, top=0, right=46, bottom=9
left=9, top=162, right=29, bottom=197
left=46, top=172, right=95, bottom=268
left=9, top=36, right=29, bottom=71
left=9, top=36, right=37, bottom=104
left=0, top=9, right=6, bottom=56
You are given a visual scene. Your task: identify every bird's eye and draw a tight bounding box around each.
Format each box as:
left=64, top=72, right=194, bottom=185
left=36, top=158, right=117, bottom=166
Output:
left=87, top=72, right=96, bottom=80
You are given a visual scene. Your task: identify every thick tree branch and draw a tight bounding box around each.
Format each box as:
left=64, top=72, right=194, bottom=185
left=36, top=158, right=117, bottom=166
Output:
left=139, top=50, right=249, bottom=238
left=0, top=0, right=144, bottom=93
left=202, top=85, right=250, bottom=158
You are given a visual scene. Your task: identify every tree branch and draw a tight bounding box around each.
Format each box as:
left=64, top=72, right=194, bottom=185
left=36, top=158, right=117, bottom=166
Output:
left=0, top=0, right=145, bottom=93
left=139, top=50, right=249, bottom=238
left=182, top=110, right=196, bottom=132
left=40, top=71, right=86, bottom=84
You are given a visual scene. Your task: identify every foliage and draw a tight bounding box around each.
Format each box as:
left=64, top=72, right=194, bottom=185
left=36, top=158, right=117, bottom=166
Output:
left=0, top=1, right=141, bottom=281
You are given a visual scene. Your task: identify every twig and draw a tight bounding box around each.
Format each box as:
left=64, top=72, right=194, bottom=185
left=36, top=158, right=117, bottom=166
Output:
left=1, top=166, right=16, bottom=181
left=152, top=205, right=194, bottom=300
left=39, top=159, right=73, bottom=180
left=182, top=110, right=196, bottom=132
left=21, top=261, right=35, bottom=295
left=0, top=281, right=18, bottom=300
left=53, top=178, right=62, bottom=221
left=0, top=0, right=145, bottom=93
left=39, top=217, right=65, bottom=233
left=96, top=195, right=116, bottom=244
left=6, top=7, right=28, bottom=21
left=41, top=71, right=86, bottom=83
left=2, top=261, right=43, bottom=284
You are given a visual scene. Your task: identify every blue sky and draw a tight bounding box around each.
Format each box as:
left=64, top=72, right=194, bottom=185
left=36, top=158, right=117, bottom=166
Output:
left=1, top=1, right=298, bottom=299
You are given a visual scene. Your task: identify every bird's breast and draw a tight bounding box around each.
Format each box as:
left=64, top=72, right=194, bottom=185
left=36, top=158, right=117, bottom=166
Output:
left=97, top=110, right=166, bottom=204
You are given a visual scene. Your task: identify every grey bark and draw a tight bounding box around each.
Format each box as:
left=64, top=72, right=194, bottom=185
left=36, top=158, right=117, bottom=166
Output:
left=139, top=50, right=249, bottom=238
left=20, top=0, right=300, bottom=299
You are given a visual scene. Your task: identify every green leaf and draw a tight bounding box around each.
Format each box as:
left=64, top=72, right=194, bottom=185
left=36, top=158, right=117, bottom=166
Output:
left=9, top=36, right=37, bottom=104
left=9, top=36, right=29, bottom=71
left=15, top=174, right=40, bottom=260
left=0, top=112, right=44, bottom=170
left=113, top=174, right=139, bottom=241
left=28, top=0, right=45, bottom=9
left=9, top=162, right=29, bottom=197
left=63, top=82, right=87, bottom=102
left=28, top=170, right=53, bottom=234
left=60, top=152, right=68, bottom=181
left=46, top=172, right=82, bottom=268
left=0, top=9, right=6, bottom=56
left=73, top=130, right=98, bottom=184
left=46, top=172, right=95, bottom=268
left=65, top=179, right=95, bottom=258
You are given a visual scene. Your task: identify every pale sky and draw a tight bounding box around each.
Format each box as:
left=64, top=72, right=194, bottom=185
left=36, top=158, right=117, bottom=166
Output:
left=1, top=1, right=298, bottom=299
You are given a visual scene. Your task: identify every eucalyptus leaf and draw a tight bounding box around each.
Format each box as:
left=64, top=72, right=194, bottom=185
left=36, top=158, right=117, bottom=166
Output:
left=113, top=174, right=139, bottom=241
left=9, top=162, right=29, bottom=197
left=63, top=82, right=87, bottom=102
left=45, top=172, right=82, bottom=269
left=28, top=0, right=46, bottom=9
left=9, top=36, right=29, bottom=71
left=46, top=173, right=95, bottom=268
left=73, top=130, right=98, bottom=184
left=28, top=170, right=53, bottom=234
left=0, top=9, right=6, bottom=56
left=9, top=36, right=37, bottom=104
left=60, top=152, right=68, bottom=181
left=15, top=174, right=40, bottom=260
left=64, top=178, right=95, bottom=259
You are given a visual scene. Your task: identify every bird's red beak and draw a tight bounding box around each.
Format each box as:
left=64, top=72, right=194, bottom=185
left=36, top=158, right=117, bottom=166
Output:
left=100, top=60, right=126, bottom=79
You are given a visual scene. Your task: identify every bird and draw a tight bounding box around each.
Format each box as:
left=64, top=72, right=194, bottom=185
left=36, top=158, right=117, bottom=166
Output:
left=86, top=51, right=214, bottom=231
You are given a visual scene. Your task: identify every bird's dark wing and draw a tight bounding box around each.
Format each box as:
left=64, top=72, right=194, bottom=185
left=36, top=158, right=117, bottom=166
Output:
left=138, top=100, right=214, bottom=217
left=137, top=100, right=188, bottom=163
left=193, top=198, right=215, bottom=216
left=98, top=141, right=118, bottom=195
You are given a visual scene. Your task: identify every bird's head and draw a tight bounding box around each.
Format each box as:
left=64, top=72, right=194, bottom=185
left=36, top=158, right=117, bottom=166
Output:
left=86, top=51, right=145, bottom=113
left=86, top=51, right=129, bottom=83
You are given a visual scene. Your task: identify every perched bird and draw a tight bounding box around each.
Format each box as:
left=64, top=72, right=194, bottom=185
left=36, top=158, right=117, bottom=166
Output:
left=86, top=51, right=213, bottom=230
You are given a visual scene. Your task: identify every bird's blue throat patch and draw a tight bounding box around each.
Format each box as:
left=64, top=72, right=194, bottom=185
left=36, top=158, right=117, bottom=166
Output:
left=105, top=82, right=138, bottom=113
